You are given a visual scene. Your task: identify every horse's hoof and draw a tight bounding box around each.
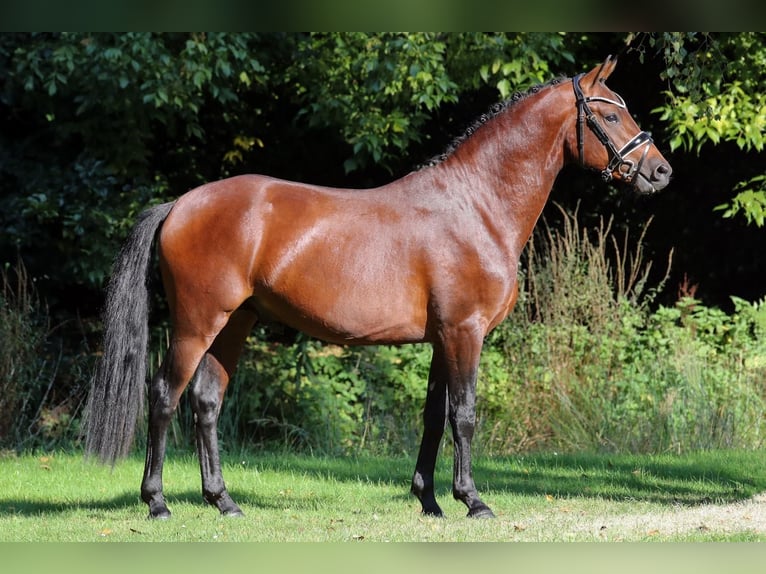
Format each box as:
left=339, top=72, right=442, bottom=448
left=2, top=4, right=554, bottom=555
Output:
left=221, top=508, right=245, bottom=518
left=467, top=506, right=495, bottom=519
left=148, top=509, right=172, bottom=520
left=210, top=492, right=244, bottom=517
left=421, top=509, right=445, bottom=518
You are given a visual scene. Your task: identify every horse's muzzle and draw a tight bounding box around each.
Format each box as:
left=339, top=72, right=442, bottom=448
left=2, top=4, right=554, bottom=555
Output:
left=635, top=160, right=672, bottom=194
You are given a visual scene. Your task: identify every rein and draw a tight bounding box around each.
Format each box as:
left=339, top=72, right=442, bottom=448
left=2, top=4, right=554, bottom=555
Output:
left=572, top=73, right=653, bottom=183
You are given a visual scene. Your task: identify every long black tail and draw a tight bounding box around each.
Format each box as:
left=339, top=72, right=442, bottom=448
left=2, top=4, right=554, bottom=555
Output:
left=84, top=201, right=175, bottom=464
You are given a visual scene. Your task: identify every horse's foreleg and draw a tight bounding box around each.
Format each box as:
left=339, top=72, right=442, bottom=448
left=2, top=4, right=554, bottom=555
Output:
left=443, top=325, right=495, bottom=518
left=411, top=348, right=448, bottom=516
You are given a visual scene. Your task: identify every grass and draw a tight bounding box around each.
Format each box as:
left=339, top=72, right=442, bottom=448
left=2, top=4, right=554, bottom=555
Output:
left=0, top=448, right=764, bottom=542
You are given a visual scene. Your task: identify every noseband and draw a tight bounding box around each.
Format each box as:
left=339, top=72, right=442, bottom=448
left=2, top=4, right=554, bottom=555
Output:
left=573, top=73, right=653, bottom=183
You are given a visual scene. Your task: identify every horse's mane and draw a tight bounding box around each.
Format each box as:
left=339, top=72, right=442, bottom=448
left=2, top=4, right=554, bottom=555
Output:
left=418, top=75, right=569, bottom=169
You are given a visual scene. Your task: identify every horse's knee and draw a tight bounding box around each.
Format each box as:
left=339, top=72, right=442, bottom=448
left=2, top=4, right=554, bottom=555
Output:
left=189, top=386, right=221, bottom=426
left=189, top=367, right=224, bottom=427
left=148, top=378, right=179, bottom=423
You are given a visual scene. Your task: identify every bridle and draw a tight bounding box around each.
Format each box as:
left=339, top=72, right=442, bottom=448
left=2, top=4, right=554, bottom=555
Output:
left=573, top=73, right=653, bottom=184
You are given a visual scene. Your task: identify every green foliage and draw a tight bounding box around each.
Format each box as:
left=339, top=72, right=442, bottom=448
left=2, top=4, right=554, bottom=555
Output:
left=1, top=32, right=270, bottom=289
left=714, top=175, right=766, bottom=227
left=286, top=32, right=575, bottom=173
left=193, top=336, right=434, bottom=455
left=0, top=32, right=578, bottom=294
left=475, top=32, right=575, bottom=98
left=288, top=33, right=459, bottom=173
left=645, top=32, right=766, bottom=226
left=5, top=32, right=266, bottom=167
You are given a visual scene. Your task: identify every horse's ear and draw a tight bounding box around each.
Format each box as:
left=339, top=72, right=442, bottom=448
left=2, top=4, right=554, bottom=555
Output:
left=599, top=55, right=618, bottom=81
left=581, top=55, right=618, bottom=87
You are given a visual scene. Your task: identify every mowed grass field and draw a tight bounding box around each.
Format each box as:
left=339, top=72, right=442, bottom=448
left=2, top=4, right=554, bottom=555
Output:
left=0, top=449, right=764, bottom=542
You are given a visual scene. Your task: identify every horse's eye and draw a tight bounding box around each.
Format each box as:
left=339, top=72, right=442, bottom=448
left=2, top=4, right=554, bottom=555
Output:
left=605, top=113, right=619, bottom=123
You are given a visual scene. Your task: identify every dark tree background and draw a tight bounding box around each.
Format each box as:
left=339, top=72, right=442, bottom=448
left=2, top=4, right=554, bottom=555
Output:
left=1, top=32, right=764, bottom=329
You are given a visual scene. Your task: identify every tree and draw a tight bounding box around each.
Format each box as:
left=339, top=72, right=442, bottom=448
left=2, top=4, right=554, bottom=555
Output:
left=3, top=32, right=762, bottom=316
left=283, top=32, right=576, bottom=173
left=0, top=32, right=579, bottom=309
left=1, top=32, right=270, bottom=292
left=642, top=32, right=766, bottom=226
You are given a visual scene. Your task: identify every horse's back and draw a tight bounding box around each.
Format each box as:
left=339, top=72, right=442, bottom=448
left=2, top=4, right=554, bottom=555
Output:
left=158, top=174, right=434, bottom=344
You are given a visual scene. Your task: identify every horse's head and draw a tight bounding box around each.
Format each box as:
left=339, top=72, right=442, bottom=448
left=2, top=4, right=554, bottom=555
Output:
left=572, top=56, right=672, bottom=194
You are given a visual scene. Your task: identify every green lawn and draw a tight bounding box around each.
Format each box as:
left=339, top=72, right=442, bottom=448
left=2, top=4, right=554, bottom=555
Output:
left=0, top=449, right=763, bottom=542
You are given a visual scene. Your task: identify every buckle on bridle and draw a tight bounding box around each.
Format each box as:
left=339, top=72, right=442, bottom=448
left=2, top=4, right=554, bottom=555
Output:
left=605, top=130, right=653, bottom=183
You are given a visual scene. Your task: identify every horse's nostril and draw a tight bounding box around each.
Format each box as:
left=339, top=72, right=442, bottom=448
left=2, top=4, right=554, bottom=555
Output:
left=654, top=163, right=671, bottom=180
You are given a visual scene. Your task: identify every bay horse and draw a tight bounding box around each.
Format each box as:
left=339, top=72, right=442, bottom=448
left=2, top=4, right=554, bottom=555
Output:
left=85, top=56, right=671, bottom=519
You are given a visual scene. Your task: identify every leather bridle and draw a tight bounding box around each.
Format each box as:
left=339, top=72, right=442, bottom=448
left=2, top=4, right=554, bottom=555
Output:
left=573, top=73, right=653, bottom=184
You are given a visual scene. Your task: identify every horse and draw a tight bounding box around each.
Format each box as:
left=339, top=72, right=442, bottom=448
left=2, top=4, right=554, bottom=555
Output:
left=85, top=56, right=672, bottom=519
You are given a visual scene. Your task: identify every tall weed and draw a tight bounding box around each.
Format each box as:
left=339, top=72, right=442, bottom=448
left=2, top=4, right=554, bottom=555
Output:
left=0, top=262, right=69, bottom=450
left=477, top=208, right=765, bottom=455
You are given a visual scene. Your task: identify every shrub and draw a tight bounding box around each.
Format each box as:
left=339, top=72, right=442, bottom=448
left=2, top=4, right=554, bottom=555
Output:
left=221, top=337, right=433, bottom=455
left=0, top=262, right=70, bottom=450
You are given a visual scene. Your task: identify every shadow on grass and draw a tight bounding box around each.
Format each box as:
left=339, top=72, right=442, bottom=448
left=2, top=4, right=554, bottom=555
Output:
left=475, top=452, right=763, bottom=505
left=0, top=487, right=317, bottom=517
left=235, top=449, right=764, bottom=506
left=0, top=487, right=377, bottom=517
left=0, top=491, right=143, bottom=516
left=0, top=449, right=762, bottom=517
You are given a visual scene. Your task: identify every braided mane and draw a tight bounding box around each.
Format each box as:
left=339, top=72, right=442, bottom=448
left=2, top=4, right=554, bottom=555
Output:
left=419, top=75, right=569, bottom=169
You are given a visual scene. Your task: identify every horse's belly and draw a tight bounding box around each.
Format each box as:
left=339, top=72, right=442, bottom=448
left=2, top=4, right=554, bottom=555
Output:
left=250, top=282, right=428, bottom=346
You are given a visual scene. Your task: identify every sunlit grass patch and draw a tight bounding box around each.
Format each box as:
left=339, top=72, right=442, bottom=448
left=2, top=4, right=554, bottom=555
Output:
left=0, top=449, right=763, bottom=541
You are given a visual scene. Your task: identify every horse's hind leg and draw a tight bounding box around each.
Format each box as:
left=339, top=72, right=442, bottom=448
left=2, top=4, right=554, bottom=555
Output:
left=188, top=308, right=256, bottom=516
left=188, top=355, right=242, bottom=516
left=141, top=336, right=210, bottom=519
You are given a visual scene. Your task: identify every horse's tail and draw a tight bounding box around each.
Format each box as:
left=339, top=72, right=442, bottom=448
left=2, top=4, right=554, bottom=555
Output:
left=84, top=201, right=175, bottom=464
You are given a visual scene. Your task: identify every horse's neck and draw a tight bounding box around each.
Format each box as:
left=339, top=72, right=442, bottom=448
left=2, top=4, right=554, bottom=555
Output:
left=441, top=85, right=573, bottom=255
